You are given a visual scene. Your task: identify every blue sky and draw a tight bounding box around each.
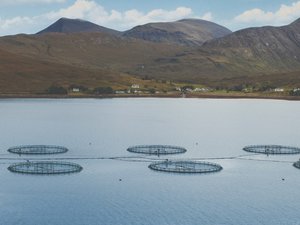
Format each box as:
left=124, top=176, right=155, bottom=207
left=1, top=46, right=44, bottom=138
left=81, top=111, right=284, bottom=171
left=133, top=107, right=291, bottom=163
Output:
left=0, top=0, right=300, bottom=36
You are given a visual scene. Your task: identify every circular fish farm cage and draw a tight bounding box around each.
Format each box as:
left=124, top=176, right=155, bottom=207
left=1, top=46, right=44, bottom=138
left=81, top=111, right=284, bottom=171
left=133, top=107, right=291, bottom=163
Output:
left=293, top=160, right=300, bottom=169
left=8, top=161, right=83, bottom=175
left=127, top=145, right=187, bottom=155
left=149, top=160, right=222, bottom=174
left=243, top=145, right=300, bottom=155
left=8, top=145, right=68, bottom=155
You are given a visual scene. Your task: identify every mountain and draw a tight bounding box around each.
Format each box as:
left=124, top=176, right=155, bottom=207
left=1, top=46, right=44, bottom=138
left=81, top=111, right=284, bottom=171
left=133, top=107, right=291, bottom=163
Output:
left=201, top=17, right=300, bottom=72
left=0, top=32, right=183, bottom=94
left=1, top=18, right=300, bottom=95
left=0, top=31, right=182, bottom=71
left=131, top=18, right=300, bottom=86
left=0, top=41, right=146, bottom=94
left=37, top=18, right=120, bottom=36
left=122, top=19, right=232, bottom=46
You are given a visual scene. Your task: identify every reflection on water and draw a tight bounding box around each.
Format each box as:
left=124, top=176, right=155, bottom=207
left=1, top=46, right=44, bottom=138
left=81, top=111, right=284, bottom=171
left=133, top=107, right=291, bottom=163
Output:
left=0, top=98, right=300, bottom=225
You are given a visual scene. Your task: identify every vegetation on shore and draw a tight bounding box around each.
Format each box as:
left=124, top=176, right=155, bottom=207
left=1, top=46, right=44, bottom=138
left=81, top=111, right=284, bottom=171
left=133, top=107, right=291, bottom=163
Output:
left=5, top=79, right=300, bottom=100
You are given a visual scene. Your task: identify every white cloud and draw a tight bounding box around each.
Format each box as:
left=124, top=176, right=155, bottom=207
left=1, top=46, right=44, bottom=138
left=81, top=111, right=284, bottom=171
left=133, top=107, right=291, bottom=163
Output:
left=201, top=12, right=213, bottom=21
left=45, top=0, right=196, bottom=30
left=0, top=16, right=37, bottom=35
left=0, top=0, right=66, bottom=4
left=0, top=0, right=212, bottom=35
left=234, top=1, right=300, bottom=27
left=0, top=16, right=33, bottom=29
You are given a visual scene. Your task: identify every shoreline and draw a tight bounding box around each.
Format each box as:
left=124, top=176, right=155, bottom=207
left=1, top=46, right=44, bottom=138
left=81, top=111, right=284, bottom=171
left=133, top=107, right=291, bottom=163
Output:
left=1, top=93, right=300, bottom=101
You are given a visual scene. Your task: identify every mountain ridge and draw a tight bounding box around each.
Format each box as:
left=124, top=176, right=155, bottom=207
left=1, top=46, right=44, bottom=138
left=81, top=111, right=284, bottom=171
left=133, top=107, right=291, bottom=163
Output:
left=122, top=19, right=232, bottom=46
left=37, top=17, right=232, bottom=46
left=0, top=17, right=300, bottom=94
left=201, top=18, right=300, bottom=71
left=125, top=17, right=300, bottom=86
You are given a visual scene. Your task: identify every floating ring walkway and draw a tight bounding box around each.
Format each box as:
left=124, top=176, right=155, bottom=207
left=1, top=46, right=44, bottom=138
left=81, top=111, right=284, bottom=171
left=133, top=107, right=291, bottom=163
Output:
left=293, top=160, right=300, bottom=169
left=8, top=145, right=68, bottom=155
left=8, top=161, right=82, bottom=175
left=243, top=145, right=300, bottom=155
left=149, top=160, right=222, bottom=174
left=127, top=145, right=187, bottom=155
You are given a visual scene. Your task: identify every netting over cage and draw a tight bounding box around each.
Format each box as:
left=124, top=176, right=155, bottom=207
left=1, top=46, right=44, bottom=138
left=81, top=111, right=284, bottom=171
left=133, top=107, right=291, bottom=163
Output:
left=293, top=160, right=300, bottom=169
left=149, top=160, right=223, bottom=173
left=243, top=145, right=300, bottom=155
left=8, top=161, right=83, bottom=175
left=127, top=145, right=187, bottom=155
left=8, top=145, right=68, bottom=155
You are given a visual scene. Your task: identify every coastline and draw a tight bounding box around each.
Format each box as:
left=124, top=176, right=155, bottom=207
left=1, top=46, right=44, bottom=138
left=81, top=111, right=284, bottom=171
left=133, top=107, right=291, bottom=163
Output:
left=1, top=92, right=300, bottom=101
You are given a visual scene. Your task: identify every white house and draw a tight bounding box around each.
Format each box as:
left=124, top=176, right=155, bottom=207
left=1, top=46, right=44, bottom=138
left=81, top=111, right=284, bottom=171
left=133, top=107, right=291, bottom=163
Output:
left=72, top=88, right=80, bottom=92
left=194, top=88, right=210, bottom=92
left=185, top=88, right=193, bottom=92
left=115, top=90, right=125, bottom=94
left=293, top=88, right=300, bottom=92
left=274, top=88, right=284, bottom=92
left=131, top=84, right=140, bottom=89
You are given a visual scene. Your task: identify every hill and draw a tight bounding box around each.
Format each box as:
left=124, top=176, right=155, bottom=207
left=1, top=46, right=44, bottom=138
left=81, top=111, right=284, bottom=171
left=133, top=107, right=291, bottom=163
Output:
left=1, top=18, right=300, bottom=95
left=123, top=19, right=232, bottom=46
left=131, top=18, right=300, bottom=87
left=202, top=17, right=300, bottom=73
left=0, top=47, right=146, bottom=94
left=37, top=18, right=120, bottom=36
left=0, top=32, right=183, bottom=94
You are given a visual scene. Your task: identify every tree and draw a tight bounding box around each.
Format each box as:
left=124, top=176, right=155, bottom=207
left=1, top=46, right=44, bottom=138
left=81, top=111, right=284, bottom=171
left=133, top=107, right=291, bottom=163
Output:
left=94, top=87, right=114, bottom=94
left=290, top=90, right=300, bottom=96
left=229, top=85, right=244, bottom=92
left=46, top=85, right=68, bottom=95
left=181, top=85, right=194, bottom=91
left=149, top=88, right=156, bottom=94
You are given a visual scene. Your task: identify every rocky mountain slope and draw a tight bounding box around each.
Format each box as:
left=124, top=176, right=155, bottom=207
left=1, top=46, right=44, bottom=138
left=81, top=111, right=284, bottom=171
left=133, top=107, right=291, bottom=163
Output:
left=37, top=18, right=120, bottom=36
left=123, top=19, right=232, bottom=46
left=203, top=17, right=300, bottom=71
left=134, top=18, right=300, bottom=86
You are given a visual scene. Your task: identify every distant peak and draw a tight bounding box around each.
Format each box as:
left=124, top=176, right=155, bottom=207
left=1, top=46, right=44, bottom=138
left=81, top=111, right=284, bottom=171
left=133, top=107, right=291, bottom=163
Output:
left=58, top=17, right=86, bottom=22
left=36, top=17, right=120, bottom=35
left=123, top=18, right=232, bottom=46
left=59, top=17, right=69, bottom=20
left=177, top=18, right=212, bottom=23
left=178, top=18, right=204, bottom=22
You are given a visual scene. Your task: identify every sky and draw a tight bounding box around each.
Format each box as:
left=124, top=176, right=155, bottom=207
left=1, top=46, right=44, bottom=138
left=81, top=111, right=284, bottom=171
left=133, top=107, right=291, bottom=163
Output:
left=0, top=0, right=300, bottom=36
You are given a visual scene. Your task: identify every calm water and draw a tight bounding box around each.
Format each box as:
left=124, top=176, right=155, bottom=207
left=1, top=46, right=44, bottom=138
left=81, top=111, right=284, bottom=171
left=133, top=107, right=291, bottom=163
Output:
left=0, top=98, right=300, bottom=225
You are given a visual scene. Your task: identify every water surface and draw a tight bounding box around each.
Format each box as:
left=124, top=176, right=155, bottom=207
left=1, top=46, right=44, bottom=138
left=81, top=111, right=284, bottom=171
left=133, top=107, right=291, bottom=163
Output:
left=0, top=98, right=299, bottom=225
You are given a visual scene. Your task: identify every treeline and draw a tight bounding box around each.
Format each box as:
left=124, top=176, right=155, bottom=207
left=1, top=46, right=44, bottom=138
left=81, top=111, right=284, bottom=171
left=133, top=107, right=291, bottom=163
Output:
left=215, top=83, right=277, bottom=92
left=44, top=84, right=300, bottom=96
left=45, top=85, right=114, bottom=95
left=46, top=85, right=68, bottom=95
left=289, top=89, right=300, bottom=96
left=45, top=84, right=161, bottom=95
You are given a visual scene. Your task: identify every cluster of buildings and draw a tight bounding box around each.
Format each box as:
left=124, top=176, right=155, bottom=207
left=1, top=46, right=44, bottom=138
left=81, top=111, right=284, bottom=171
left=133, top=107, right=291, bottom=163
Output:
left=175, top=87, right=212, bottom=92
left=115, top=84, right=142, bottom=94
left=70, top=83, right=215, bottom=95
left=242, top=87, right=286, bottom=93
left=70, top=84, right=300, bottom=96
